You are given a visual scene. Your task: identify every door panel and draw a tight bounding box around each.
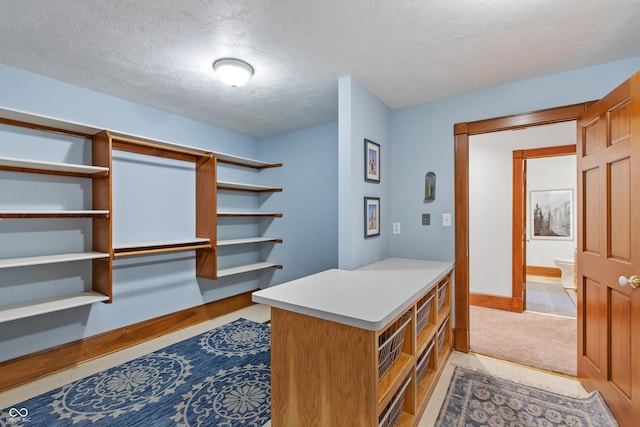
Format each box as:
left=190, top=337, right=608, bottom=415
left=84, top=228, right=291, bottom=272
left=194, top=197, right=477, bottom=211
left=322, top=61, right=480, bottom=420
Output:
left=577, top=72, right=640, bottom=425
left=583, top=168, right=601, bottom=254
left=582, top=277, right=602, bottom=369
left=610, top=288, right=631, bottom=399
left=583, top=117, right=603, bottom=155
left=609, top=158, right=631, bottom=261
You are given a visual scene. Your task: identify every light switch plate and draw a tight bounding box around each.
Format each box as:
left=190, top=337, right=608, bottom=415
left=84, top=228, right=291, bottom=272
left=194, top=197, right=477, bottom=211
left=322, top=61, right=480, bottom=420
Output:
left=442, top=213, right=452, bottom=226
left=422, top=213, right=430, bottom=225
left=393, top=222, right=401, bottom=234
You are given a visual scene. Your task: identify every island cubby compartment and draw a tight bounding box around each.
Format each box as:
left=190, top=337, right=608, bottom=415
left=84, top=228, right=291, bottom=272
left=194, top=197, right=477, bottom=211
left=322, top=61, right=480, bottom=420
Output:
left=437, top=276, right=449, bottom=310
left=437, top=316, right=450, bottom=359
left=416, top=290, right=434, bottom=334
left=379, top=373, right=412, bottom=427
left=416, top=338, right=435, bottom=384
left=378, top=311, right=412, bottom=379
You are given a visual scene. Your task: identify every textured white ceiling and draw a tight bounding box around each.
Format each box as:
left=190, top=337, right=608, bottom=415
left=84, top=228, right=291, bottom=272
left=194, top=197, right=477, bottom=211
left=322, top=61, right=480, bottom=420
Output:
left=0, top=0, right=639, bottom=137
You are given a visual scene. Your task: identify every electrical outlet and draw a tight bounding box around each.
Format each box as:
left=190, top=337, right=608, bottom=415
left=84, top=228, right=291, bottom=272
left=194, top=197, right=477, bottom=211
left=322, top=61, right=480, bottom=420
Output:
left=392, top=222, right=401, bottom=234
left=422, top=213, right=430, bottom=225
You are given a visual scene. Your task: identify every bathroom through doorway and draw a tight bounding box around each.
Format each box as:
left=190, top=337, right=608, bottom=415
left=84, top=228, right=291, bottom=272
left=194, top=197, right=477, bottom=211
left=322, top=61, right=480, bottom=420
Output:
left=514, top=144, right=577, bottom=317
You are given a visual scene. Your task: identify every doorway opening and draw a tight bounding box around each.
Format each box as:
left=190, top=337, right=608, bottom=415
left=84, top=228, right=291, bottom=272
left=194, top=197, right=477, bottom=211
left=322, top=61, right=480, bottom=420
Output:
left=513, top=142, right=577, bottom=317
left=464, top=123, right=578, bottom=375
left=452, top=102, right=594, bottom=354
left=520, top=149, right=577, bottom=318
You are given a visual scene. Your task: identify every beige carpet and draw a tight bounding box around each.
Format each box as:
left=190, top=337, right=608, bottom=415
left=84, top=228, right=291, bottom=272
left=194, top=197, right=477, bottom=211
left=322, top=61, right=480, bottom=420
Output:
left=470, top=305, right=577, bottom=376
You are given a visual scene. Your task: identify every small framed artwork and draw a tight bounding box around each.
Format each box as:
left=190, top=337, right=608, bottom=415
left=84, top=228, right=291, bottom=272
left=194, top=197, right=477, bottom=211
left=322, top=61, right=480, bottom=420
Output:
left=364, top=139, right=380, bottom=183
left=364, top=196, right=380, bottom=238
left=530, top=189, right=573, bottom=240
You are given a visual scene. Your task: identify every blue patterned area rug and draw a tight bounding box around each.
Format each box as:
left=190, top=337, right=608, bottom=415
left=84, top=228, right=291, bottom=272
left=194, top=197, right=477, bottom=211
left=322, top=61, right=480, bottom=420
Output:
left=436, top=367, right=618, bottom=426
left=1, top=318, right=271, bottom=427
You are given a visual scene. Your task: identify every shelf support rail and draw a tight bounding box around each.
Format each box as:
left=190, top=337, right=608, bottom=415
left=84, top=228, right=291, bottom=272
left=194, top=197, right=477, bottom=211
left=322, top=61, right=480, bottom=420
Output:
left=110, top=135, right=213, bottom=161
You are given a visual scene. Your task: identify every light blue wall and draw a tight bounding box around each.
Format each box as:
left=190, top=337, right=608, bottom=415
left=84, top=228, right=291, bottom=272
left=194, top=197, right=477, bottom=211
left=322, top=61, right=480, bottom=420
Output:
left=390, top=56, right=640, bottom=262
left=338, top=76, right=391, bottom=270
left=258, top=122, right=339, bottom=283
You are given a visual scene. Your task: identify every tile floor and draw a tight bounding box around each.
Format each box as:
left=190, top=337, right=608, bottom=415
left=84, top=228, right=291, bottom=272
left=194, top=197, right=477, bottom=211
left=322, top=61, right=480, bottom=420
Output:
left=527, top=274, right=578, bottom=309
left=0, top=304, right=589, bottom=426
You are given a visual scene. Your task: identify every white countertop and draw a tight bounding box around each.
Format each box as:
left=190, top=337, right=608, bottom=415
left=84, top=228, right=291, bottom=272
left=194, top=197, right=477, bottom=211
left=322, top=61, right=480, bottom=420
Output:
left=252, top=258, right=453, bottom=331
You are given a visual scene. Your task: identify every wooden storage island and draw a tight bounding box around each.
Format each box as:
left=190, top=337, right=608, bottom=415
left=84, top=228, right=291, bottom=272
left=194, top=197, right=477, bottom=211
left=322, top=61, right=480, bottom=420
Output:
left=252, top=257, right=454, bottom=427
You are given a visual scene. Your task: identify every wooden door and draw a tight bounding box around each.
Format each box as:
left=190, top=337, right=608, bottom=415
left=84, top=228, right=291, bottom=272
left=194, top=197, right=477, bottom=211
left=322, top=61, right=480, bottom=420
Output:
left=577, top=71, right=640, bottom=426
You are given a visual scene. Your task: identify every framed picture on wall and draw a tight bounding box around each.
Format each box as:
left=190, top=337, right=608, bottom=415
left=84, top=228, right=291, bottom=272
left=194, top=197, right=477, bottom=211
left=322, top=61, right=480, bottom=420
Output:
left=364, top=196, right=380, bottom=238
left=530, top=189, right=573, bottom=240
left=364, top=139, right=380, bottom=183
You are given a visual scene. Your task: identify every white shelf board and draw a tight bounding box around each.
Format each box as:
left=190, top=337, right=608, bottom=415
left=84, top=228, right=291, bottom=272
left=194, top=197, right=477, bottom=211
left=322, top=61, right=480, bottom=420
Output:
left=217, top=262, right=280, bottom=278
left=0, top=251, right=109, bottom=269
left=0, top=291, right=110, bottom=324
left=217, top=181, right=281, bottom=192
left=217, top=211, right=282, bottom=216
left=0, top=210, right=110, bottom=217
left=217, top=237, right=281, bottom=246
left=0, top=156, right=108, bottom=175
left=113, top=237, right=210, bottom=250
left=0, top=105, right=102, bottom=135
left=214, top=151, right=279, bottom=168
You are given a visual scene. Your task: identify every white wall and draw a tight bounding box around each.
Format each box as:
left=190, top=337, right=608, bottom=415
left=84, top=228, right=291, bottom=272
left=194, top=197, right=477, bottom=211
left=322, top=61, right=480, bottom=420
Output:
left=526, top=155, right=577, bottom=267
left=469, top=122, right=575, bottom=297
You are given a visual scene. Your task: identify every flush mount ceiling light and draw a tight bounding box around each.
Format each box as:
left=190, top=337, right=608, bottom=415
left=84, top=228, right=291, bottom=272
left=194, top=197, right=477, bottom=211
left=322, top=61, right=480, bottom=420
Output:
left=212, top=58, right=254, bottom=87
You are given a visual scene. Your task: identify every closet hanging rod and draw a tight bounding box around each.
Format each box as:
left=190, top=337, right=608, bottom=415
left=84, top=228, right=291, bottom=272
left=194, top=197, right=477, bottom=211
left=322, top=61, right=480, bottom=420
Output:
left=113, top=243, right=212, bottom=258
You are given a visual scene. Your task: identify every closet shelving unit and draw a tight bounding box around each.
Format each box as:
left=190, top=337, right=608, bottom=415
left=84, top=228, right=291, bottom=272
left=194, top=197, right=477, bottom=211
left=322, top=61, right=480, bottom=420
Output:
left=0, top=108, right=113, bottom=323
left=215, top=151, right=283, bottom=278
left=0, top=107, right=221, bottom=323
left=0, top=104, right=286, bottom=322
left=106, top=131, right=218, bottom=279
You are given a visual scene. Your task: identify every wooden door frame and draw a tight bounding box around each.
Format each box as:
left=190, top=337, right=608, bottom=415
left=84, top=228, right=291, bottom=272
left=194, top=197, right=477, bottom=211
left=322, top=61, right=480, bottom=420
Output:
left=512, top=144, right=577, bottom=313
left=453, top=102, right=594, bottom=352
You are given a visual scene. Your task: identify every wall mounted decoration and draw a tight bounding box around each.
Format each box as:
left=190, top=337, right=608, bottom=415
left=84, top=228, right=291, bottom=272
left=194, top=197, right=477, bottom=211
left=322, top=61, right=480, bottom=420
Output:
left=364, top=196, right=380, bottom=238
left=424, top=172, right=436, bottom=202
left=530, top=189, right=573, bottom=240
left=364, top=139, right=380, bottom=183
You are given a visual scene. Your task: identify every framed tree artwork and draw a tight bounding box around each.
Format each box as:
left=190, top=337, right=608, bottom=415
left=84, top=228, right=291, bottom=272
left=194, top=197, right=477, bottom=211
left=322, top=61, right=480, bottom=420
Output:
left=530, top=189, right=573, bottom=240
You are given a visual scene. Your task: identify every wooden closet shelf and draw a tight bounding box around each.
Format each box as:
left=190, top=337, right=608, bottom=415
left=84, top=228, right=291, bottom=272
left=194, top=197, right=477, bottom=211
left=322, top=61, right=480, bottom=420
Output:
left=0, top=210, right=110, bottom=218
left=214, top=152, right=281, bottom=169
left=217, top=262, right=282, bottom=278
left=0, top=156, right=109, bottom=177
left=0, top=106, right=100, bottom=138
left=110, top=134, right=212, bottom=160
left=0, top=291, right=110, bottom=324
left=0, top=252, right=109, bottom=269
left=217, top=211, right=282, bottom=217
left=217, top=237, right=282, bottom=246
left=217, top=181, right=282, bottom=192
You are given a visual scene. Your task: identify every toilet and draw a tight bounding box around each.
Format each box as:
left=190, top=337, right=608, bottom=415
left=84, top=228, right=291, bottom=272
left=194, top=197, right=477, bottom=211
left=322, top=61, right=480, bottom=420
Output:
left=554, top=258, right=575, bottom=289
